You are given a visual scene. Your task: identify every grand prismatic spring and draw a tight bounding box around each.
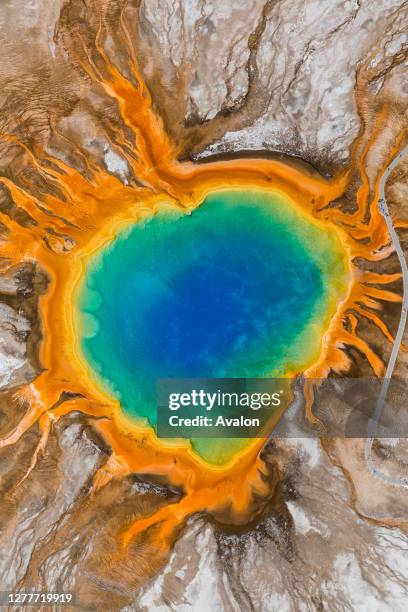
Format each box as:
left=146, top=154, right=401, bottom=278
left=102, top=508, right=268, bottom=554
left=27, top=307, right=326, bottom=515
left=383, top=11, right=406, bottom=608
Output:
left=76, top=190, right=348, bottom=465
left=0, top=20, right=405, bottom=555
